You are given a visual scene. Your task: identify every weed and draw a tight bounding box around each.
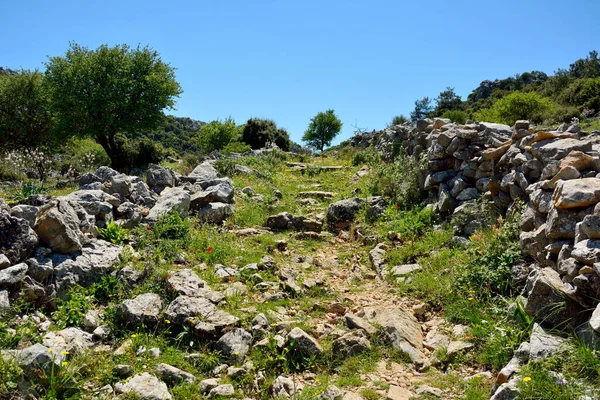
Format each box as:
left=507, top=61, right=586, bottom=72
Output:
left=9, top=181, right=47, bottom=202
left=0, top=355, right=22, bottom=396
left=97, top=220, right=128, bottom=244
left=53, top=286, right=92, bottom=328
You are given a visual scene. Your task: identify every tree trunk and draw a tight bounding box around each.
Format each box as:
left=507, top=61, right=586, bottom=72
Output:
left=97, top=132, right=127, bottom=172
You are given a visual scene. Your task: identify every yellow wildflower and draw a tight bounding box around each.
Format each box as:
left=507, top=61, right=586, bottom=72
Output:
left=61, top=351, right=70, bottom=355
left=62, top=361, right=69, bottom=366
left=523, top=377, right=532, bottom=383
left=165, top=319, right=171, bottom=324
left=47, top=349, right=53, bottom=353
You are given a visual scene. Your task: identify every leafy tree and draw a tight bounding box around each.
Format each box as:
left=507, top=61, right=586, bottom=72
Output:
left=433, top=87, right=463, bottom=116
left=474, top=91, right=553, bottom=125
left=302, top=109, right=343, bottom=152
left=44, top=42, right=182, bottom=170
left=569, top=50, right=600, bottom=79
left=195, top=117, right=242, bottom=153
left=410, top=97, right=433, bottom=121
left=241, top=118, right=291, bottom=151
left=0, top=69, right=53, bottom=151
left=388, top=115, right=409, bottom=127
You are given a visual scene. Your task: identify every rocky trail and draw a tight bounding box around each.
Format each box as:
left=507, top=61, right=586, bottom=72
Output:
left=2, top=119, right=600, bottom=400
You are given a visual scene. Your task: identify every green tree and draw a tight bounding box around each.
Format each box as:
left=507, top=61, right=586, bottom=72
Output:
left=433, top=87, right=463, bottom=116
left=302, top=109, right=343, bottom=152
left=195, top=117, right=242, bottom=153
left=474, top=91, right=553, bottom=125
left=44, top=42, right=182, bottom=170
left=241, top=118, right=291, bottom=151
left=0, top=69, right=53, bottom=151
left=410, top=97, right=433, bottom=121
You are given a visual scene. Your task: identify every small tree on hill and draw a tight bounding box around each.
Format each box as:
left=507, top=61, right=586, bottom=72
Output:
left=44, top=42, right=182, bottom=170
left=302, top=109, right=343, bottom=152
left=410, top=97, right=433, bottom=121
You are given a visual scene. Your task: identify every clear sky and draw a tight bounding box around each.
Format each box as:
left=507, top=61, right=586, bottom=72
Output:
left=2, top=0, right=599, bottom=145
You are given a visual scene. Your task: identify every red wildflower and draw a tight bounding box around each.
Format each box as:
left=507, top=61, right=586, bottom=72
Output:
left=146, top=226, right=153, bottom=231
left=394, top=205, right=399, bottom=209
left=228, top=276, right=234, bottom=282
left=206, top=247, right=213, bottom=253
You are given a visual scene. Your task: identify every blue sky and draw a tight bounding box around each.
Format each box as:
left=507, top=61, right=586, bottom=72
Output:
left=2, top=0, right=599, bottom=145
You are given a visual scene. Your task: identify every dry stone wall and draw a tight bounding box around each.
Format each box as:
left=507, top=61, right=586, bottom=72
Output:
left=352, top=118, right=600, bottom=334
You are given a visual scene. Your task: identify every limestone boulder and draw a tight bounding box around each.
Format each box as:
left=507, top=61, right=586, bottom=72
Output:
left=34, top=199, right=85, bottom=254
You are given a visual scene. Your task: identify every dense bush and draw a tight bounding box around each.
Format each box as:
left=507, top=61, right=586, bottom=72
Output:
left=441, top=109, right=469, bottom=124
left=241, top=118, right=291, bottom=151
left=221, top=141, right=251, bottom=155
left=456, top=204, right=522, bottom=297
left=559, top=77, right=600, bottom=113
left=388, top=115, right=409, bottom=127
left=366, top=153, right=426, bottom=210
left=474, top=91, right=553, bottom=125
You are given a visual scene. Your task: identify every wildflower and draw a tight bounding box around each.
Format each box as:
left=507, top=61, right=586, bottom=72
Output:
left=188, top=317, right=195, bottom=323
left=206, top=247, right=213, bottom=253
left=315, top=378, right=320, bottom=382
left=61, top=351, right=69, bottom=355
left=234, top=351, right=239, bottom=355
left=47, top=349, right=53, bottom=353
left=146, top=226, right=153, bottom=231
left=131, top=334, right=139, bottom=338
left=229, top=276, right=234, bottom=282
left=523, top=376, right=532, bottom=383
left=62, top=361, right=69, bottom=366
left=165, top=319, right=171, bottom=324
left=468, top=297, right=474, bottom=301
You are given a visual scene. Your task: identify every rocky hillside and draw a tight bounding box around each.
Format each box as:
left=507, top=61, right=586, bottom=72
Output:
left=0, top=128, right=599, bottom=399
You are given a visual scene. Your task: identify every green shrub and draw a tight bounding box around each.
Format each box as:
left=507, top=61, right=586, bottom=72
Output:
left=559, top=77, right=600, bottom=111
left=351, top=149, right=380, bottom=166
left=441, top=109, right=469, bottom=124
left=97, top=220, right=128, bottom=244
left=388, top=115, right=409, bottom=127
left=550, top=104, right=581, bottom=123
left=9, top=181, right=47, bottom=202
left=60, top=137, right=110, bottom=174
left=213, top=157, right=238, bottom=177
left=474, top=91, right=554, bottom=125
left=366, top=154, right=426, bottom=210
left=0, top=355, right=22, bottom=396
left=455, top=204, right=522, bottom=298
left=152, top=211, right=190, bottom=240
left=221, top=140, right=251, bottom=155
left=53, top=286, right=91, bottom=328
